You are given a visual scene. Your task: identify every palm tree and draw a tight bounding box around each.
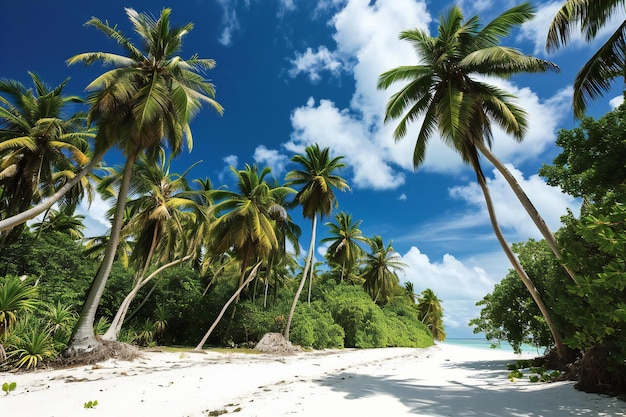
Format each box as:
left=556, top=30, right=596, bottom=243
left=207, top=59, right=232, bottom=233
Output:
left=31, top=209, right=86, bottom=240
left=102, top=150, right=208, bottom=340
left=283, top=144, right=349, bottom=340
left=209, top=165, right=293, bottom=298
left=404, top=281, right=417, bottom=304
left=65, top=8, right=223, bottom=353
left=264, top=185, right=301, bottom=308
left=0, top=73, right=92, bottom=249
left=416, top=288, right=446, bottom=341
left=362, top=236, right=406, bottom=304
left=377, top=3, right=568, bottom=357
left=321, top=211, right=368, bottom=282
left=547, top=0, right=626, bottom=118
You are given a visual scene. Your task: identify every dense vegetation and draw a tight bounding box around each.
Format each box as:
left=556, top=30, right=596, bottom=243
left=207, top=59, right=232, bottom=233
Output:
left=0, top=228, right=434, bottom=370
left=470, top=104, right=626, bottom=395
left=1, top=0, right=626, bottom=398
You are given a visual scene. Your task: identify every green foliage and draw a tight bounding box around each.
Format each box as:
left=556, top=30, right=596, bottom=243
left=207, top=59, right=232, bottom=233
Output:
left=0, top=276, right=38, bottom=334
left=469, top=239, right=560, bottom=353
left=84, top=400, right=98, bottom=409
left=324, top=284, right=433, bottom=348
left=557, top=205, right=626, bottom=359
left=2, top=381, right=16, bottom=395
left=290, top=303, right=344, bottom=349
left=6, top=315, right=56, bottom=369
left=540, top=103, right=626, bottom=206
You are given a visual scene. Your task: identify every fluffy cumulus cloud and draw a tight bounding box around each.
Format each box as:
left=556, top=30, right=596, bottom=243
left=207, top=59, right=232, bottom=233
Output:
left=400, top=246, right=498, bottom=336
left=288, top=46, right=344, bottom=82
left=253, top=145, right=290, bottom=177
left=286, top=97, right=405, bottom=189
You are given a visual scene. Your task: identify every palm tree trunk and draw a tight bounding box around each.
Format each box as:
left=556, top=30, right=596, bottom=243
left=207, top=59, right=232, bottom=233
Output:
left=475, top=142, right=578, bottom=285
left=476, top=172, right=567, bottom=359
left=195, top=261, right=262, bottom=350
left=307, top=257, right=314, bottom=304
left=0, top=148, right=107, bottom=233
left=284, top=215, right=317, bottom=340
left=65, top=151, right=138, bottom=353
left=102, top=254, right=192, bottom=341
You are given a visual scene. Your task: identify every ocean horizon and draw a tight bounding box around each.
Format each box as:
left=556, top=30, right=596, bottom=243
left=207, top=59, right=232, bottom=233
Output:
left=441, top=338, right=547, bottom=356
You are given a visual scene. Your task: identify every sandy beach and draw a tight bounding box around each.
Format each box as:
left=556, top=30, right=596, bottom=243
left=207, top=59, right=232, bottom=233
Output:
left=1, top=343, right=623, bottom=417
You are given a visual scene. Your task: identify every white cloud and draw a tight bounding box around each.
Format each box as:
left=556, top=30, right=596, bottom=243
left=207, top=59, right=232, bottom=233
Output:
left=77, top=192, right=111, bottom=238
left=287, top=97, right=405, bottom=190
left=610, top=95, right=624, bottom=109
left=448, top=163, right=581, bottom=241
left=219, top=154, right=239, bottom=183
left=400, top=246, right=498, bottom=336
left=289, top=46, right=345, bottom=82
left=216, top=0, right=240, bottom=46
left=398, top=193, right=407, bottom=201
left=253, top=145, right=290, bottom=178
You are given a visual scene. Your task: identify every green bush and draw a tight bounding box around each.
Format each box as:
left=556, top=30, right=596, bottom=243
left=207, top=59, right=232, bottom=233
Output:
left=291, top=303, right=344, bottom=349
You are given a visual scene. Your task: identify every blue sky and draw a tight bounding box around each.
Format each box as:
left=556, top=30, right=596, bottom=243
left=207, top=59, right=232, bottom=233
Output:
left=2, top=0, right=624, bottom=338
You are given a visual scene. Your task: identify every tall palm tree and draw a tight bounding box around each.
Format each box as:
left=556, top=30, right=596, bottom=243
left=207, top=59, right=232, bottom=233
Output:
left=209, top=165, right=294, bottom=299
left=362, top=236, right=406, bottom=304
left=102, top=150, right=208, bottom=340
left=264, top=185, right=301, bottom=308
left=547, top=0, right=626, bottom=118
left=377, top=3, right=568, bottom=357
left=416, top=288, right=446, bottom=341
left=321, top=211, right=368, bottom=282
left=65, top=8, right=223, bottom=353
left=0, top=73, right=92, bottom=249
left=283, top=144, right=349, bottom=340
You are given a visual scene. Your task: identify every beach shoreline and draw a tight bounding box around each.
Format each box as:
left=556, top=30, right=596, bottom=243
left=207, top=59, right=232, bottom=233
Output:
left=1, top=343, right=623, bottom=417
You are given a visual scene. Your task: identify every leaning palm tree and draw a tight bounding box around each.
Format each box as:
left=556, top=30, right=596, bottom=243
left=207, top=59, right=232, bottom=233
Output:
left=362, top=236, right=406, bottom=304
left=0, top=73, right=93, bottom=249
left=416, top=288, right=446, bottom=341
left=283, top=144, right=349, bottom=340
left=377, top=3, right=568, bottom=357
left=65, top=8, right=223, bottom=353
left=102, top=150, right=208, bottom=340
left=321, top=211, right=368, bottom=282
left=547, top=0, right=626, bottom=118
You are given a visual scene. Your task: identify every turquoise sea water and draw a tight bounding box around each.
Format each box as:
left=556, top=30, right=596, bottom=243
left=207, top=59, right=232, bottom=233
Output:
left=441, top=338, right=546, bottom=356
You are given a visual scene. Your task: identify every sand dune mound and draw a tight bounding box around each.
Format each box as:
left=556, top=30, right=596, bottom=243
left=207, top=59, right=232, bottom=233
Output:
left=254, top=332, right=302, bottom=355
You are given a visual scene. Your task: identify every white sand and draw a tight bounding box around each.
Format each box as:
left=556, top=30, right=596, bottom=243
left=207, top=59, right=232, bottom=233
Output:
left=1, top=343, right=623, bottom=417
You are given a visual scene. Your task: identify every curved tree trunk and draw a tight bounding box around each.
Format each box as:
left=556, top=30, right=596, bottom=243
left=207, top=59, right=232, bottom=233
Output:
left=66, top=151, right=138, bottom=353
left=284, top=215, right=317, bottom=341
left=195, top=261, right=262, bottom=350
left=102, top=254, right=192, bottom=341
left=475, top=142, right=578, bottom=285
left=307, top=256, right=314, bottom=304
left=476, top=172, right=567, bottom=359
left=0, top=148, right=107, bottom=233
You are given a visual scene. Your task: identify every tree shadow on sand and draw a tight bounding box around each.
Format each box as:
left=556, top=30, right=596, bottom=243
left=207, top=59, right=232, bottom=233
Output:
left=315, top=359, right=623, bottom=416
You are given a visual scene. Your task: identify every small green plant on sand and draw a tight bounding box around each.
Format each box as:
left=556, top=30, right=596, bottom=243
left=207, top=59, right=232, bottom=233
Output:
left=2, top=382, right=16, bottom=395
left=506, top=362, right=561, bottom=382
left=84, top=400, right=98, bottom=409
